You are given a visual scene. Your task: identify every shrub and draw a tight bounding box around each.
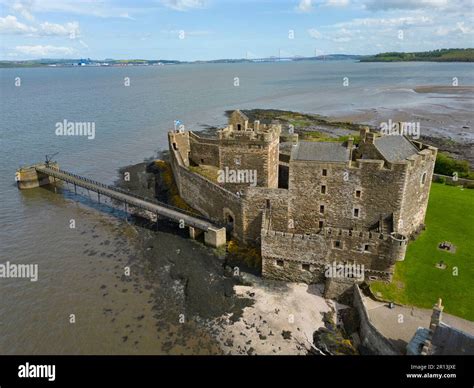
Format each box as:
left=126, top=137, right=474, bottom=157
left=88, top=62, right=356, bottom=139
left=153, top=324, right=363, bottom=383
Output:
left=435, top=152, right=470, bottom=178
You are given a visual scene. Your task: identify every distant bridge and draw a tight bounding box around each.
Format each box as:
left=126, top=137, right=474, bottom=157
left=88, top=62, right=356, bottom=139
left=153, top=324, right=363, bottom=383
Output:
left=17, top=164, right=226, bottom=248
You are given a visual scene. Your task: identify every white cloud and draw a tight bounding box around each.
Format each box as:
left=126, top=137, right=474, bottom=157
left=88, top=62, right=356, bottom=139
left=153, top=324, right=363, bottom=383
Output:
left=297, top=0, right=314, bottom=13
left=14, top=44, right=75, bottom=57
left=161, top=29, right=211, bottom=37
left=457, top=22, right=473, bottom=34
left=297, top=0, right=348, bottom=12
left=335, top=16, right=433, bottom=28
left=364, top=0, right=448, bottom=11
left=12, top=0, right=35, bottom=21
left=160, top=0, right=206, bottom=11
left=0, top=15, right=37, bottom=34
left=2, top=0, right=141, bottom=19
left=326, top=0, right=349, bottom=7
left=39, top=21, right=80, bottom=37
left=0, top=16, right=81, bottom=38
left=119, top=12, right=135, bottom=20
left=435, top=26, right=450, bottom=36
left=308, top=28, right=322, bottom=38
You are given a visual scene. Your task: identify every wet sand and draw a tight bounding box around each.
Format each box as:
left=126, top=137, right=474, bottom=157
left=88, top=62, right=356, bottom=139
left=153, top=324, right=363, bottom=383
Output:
left=414, top=86, right=474, bottom=94
left=330, top=87, right=474, bottom=166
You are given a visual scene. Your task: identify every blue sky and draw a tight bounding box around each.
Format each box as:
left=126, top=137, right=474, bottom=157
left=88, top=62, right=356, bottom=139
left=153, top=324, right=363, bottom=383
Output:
left=0, top=0, right=473, bottom=60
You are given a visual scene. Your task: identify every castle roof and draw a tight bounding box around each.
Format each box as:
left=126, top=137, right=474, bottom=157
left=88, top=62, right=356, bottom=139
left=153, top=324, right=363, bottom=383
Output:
left=291, top=141, right=350, bottom=162
left=406, top=327, right=430, bottom=355
left=430, top=322, right=474, bottom=355
left=407, top=322, right=474, bottom=355
left=231, top=109, right=249, bottom=121
left=373, top=136, right=418, bottom=163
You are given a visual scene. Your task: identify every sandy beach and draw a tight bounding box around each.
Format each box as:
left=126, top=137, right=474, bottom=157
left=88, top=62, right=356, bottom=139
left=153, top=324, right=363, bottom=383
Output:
left=211, top=274, right=334, bottom=355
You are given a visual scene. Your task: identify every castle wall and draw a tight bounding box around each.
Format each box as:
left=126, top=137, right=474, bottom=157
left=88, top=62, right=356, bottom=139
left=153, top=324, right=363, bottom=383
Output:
left=188, top=132, right=220, bottom=167
left=241, top=187, right=288, bottom=244
left=288, top=159, right=407, bottom=234
left=261, top=221, right=405, bottom=283
left=169, top=132, right=190, bottom=166
left=353, top=285, right=400, bottom=355
left=398, top=147, right=437, bottom=235
left=169, top=132, right=243, bottom=237
left=218, top=136, right=279, bottom=190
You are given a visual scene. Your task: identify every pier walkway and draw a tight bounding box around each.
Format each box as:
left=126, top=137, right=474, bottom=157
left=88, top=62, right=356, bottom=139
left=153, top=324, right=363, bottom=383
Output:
left=32, top=165, right=226, bottom=247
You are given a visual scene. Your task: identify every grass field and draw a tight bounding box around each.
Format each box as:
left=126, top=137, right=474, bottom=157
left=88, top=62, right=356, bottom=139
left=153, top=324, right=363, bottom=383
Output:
left=371, top=183, right=474, bottom=321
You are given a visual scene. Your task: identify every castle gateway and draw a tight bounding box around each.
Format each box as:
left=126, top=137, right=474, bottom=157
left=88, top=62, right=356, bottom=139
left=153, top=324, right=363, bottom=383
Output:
left=168, top=110, right=437, bottom=283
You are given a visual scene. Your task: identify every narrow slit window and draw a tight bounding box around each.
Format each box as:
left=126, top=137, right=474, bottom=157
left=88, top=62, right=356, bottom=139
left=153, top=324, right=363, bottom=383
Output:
left=421, top=172, right=427, bottom=185
left=354, top=208, right=360, bottom=218
left=321, top=185, right=327, bottom=194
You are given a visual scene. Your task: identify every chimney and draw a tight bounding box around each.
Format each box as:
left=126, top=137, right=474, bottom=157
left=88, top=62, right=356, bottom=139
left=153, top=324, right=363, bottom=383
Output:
left=366, top=132, right=376, bottom=144
left=429, top=298, right=444, bottom=332
left=254, top=120, right=260, bottom=131
left=359, top=127, right=369, bottom=142
left=347, top=137, right=354, bottom=159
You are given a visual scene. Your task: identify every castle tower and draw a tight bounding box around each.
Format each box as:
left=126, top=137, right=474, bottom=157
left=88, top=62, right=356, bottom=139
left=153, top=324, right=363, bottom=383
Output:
left=228, top=110, right=249, bottom=131
left=216, top=110, right=281, bottom=190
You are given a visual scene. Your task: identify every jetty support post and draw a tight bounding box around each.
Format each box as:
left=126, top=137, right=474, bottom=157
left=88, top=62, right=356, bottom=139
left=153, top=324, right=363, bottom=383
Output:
left=204, top=227, right=226, bottom=248
left=189, top=226, right=203, bottom=240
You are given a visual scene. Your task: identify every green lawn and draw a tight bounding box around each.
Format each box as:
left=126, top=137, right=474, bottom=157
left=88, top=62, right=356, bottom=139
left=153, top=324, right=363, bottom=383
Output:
left=371, top=183, right=474, bottom=321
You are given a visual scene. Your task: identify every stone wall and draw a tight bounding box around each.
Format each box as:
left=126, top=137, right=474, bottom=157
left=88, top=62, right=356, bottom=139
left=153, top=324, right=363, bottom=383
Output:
left=241, top=187, right=288, bottom=244
left=433, top=173, right=473, bottom=187
left=169, top=131, right=243, bottom=237
left=16, top=163, right=59, bottom=189
left=261, top=219, right=404, bottom=283
left=324, top=277, right=361, bottom=301
left=353, top=284, right=400, bottom=355
left=398, top=146, right=437, bottom=236
left=188, top=132, right=220, bottom=167
left=288, top=159, right=407, bottom=234
left=218, top=136, right=279, bottom=190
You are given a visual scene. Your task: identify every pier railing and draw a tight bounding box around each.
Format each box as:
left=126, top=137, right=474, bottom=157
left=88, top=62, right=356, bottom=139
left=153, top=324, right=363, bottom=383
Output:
left=35, top=165, right=220, bottom=230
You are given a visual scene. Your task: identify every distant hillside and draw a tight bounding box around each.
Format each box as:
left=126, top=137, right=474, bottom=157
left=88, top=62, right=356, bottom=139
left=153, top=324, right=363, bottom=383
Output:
left=360, top=48, right=474, bottom=62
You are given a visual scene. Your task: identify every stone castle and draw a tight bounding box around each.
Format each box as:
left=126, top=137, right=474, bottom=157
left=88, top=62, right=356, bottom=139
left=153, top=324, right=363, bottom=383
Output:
left=168, top=110, right=437, bottom=284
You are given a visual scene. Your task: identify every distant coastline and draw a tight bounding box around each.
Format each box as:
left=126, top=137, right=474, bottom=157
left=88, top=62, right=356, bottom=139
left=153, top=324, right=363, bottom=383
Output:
left=360, top=48, right=474, bottom=63
left=2, top=49, right=473, bottom=69
left=0, top=54, right=361, bottom=68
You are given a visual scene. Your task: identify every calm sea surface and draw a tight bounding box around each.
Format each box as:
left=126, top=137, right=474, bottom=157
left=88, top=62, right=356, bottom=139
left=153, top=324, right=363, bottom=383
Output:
left=0, top=61, right=473, bottom=354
